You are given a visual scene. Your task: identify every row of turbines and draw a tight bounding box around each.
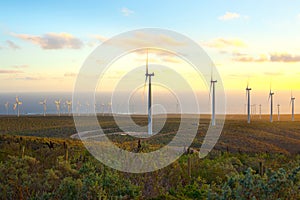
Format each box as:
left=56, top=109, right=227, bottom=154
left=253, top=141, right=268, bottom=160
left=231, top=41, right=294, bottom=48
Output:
left=1, top=51, right=298, bottom=136
left=3, top=97, right=115, bottom=117
left=245, top=83, right=296, bottom=123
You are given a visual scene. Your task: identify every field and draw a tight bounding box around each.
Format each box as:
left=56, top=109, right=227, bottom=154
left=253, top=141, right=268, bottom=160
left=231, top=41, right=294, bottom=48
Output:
left=0, top=115, right=300, bottom=199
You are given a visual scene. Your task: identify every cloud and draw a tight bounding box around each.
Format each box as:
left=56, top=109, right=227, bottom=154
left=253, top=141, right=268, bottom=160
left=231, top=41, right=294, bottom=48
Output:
left=11, top=65, right=29, bottom=69
left=264, top=72, right=284, bottom=76
left=270, top=53, right=300, bottom=62
left=204, top=38, right=247, bottom=49
left=15, top=76, right=43, bottom=81
left=232, top=52, right=300, bottom=63
left=108, top=31, right=185, bottom=49
left=232, top=54, right=269, bottom=62
left=64, top=72, right=78, bottom=77
left=6, top=40, right=20, bottom=50
left=92, top=34, right=107, bottom=42
left=0, top=70, right=23, bottom=74
left=218, top=12, right=240, bottom=20
left=12, top=32, right=83, bottom=49
left=121, top=7, right=134, bottom=16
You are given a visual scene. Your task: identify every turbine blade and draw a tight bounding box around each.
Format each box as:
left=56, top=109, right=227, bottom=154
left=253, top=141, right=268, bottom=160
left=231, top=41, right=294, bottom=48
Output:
left=146, top=49, right=149, bottom=75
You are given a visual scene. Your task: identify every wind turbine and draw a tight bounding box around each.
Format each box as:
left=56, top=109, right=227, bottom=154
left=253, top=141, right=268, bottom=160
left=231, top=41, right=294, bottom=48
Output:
left=268, top=89, right=274, bottom=123
left=210, top=72, right=217, bottom=126
left=259, top=104, right=262, bottom=119
left=4, top=102, right=9, bottom=115
left=39, top=99, right=47, bottom=116
left=277, top=103, right=280, bottom=121
left=54, top=99, right=61, bottom=116
left=86, top=102, right=90, bottom=115
left=15, top=96, right=22, bottom=117
left=107, top=102, right=112, bottom=114
left=246, top=83, right=252, bottom=123
left=101, top=103, right=105, bottom=115
left=290, top=92, right=296, bottom=121
left=144, top=50, right=155, bottom=134
left=76, top=101, right=81, bottom=116
left=66, top=100, right=72, bottom=116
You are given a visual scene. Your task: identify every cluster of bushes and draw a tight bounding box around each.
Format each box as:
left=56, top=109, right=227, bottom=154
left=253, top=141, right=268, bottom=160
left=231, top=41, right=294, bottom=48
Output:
left=0, top=135, right=299, bottom=199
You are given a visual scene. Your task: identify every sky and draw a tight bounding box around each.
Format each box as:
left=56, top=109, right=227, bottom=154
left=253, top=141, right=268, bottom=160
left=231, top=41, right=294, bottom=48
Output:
left=1, top=0, right=300, bottom=113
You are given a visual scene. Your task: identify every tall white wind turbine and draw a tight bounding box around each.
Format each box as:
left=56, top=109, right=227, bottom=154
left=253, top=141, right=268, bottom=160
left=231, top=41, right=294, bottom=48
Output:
left=246, top=83, right=252, bottom=124
left=210, top=73, right=217, bottom=126
left=54, top=99, right=61, bottom=116
left=144, top=50, right=154, bottom=135
left=290, top=92, right=296, bottom=121
left=268, top=89, right=274, bottom=123
left=15, top=96, right=22, bottom=117
left=39, top=99, right=47, bottom=116
left=4, top=102, right=9, bottom=115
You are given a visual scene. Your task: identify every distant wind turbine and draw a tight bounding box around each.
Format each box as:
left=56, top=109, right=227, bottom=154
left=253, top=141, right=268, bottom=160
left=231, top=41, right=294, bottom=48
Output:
left=76, top=101, right=81, bottom=116
left=210, top=72, right=217, bottom=126
left=290, top=92, right=296, bottom=121
left=259, top=104, right=262, bottom=119
left=101, top=103, right=105, bottom=115
left=39, top=99, right=47, bottom=116
left=66, top=100, right=72, bottom=116
left=268, top=89, right=274, bottom=123
left=86, top=102, right=90, bottom=115
left=15, top=96, right=22, bottom=117
left=246, top=83, right=252, bottom=123
left=277, top=104, right=280, bottom=121
left=54, top=99, right=61, bottom=116
left=144, top=50, right=155, bottom=134
left=107, top=102, right=112, bottom=114
left=4, top=102, right=9, bottom=115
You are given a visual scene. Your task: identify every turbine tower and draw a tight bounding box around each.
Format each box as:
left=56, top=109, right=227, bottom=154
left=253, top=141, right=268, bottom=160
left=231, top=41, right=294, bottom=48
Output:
left=277, top=104, right=280, bottom=121
left=66, top=100, right=72, bottom=116
left=290, top=92, right=296, bottom=121
left=246, top=84, right=252, bottom=124
left=210, top=73, right=217, bottom=126
left=268, top=89, right=274, bottom=123
left=4, top=102, right=9, bottom=115
left=144, top=50, right=154, bottom=135
left=39, top=99, right=47, bottom=116
left=15, top=96, right=22, bottom=117
left=54, top=99, right=61, bottom=116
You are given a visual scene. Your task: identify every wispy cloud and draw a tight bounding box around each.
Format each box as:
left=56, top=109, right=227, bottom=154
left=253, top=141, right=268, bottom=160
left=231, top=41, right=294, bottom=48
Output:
left=121, top=7, right=134, bottom=16
left=109, top=31, right=185, bottom=49
left=64, top=72, right=78, bottom=77
left=270, top=53, right=300, bottom=62
left=204, top=38, right=247, bottom=49
left=0, top=70, right=23, bottom=74
left=6, top=40, right=20, bottom=50
left=232, top=54, right=269, bottom=62
left=264, top=72, right=285, bottom=76
left=92, top=34, right=107, bottom=42
left=232, top=52, right=300, bottom=63
left=15, top=76, right=43, bottom=81
left=11, top=65, right=29, bottom=69
left=218, top=12, right=240, bottom=21
left=12, top=32, right=83, bottom=49
left=87, top=34, right=108, bottom=47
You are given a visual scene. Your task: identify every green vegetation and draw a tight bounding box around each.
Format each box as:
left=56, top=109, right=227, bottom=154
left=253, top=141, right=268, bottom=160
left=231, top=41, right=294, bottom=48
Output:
left=0, top=115, right=299, bottom=199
